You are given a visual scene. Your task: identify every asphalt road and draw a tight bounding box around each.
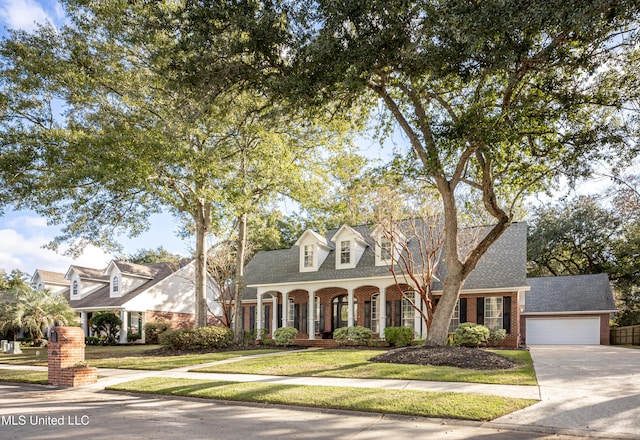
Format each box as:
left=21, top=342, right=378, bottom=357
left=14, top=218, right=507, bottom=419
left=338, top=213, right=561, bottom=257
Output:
left=0, top=384, right=570, bottom=440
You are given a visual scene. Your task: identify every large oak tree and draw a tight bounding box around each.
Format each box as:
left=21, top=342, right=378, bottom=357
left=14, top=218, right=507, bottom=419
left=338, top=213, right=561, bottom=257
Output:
left=237, top=0, right=640, bottom=344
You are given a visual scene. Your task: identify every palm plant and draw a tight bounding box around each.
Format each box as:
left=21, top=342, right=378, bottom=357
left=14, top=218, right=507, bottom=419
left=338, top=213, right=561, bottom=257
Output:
left=0, top=287, right=78, bottom=345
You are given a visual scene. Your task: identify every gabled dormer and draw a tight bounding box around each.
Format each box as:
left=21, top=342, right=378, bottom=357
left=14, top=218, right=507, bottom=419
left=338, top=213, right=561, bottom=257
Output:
left=371, top=224, right=406, bottom=266
left=64, top=266, right=109, bottom=300
left=330, top=225, right=368, bottom=270
left=295, top=230, right=333, bottom=272
left=104, top=260, right=154, bottom=298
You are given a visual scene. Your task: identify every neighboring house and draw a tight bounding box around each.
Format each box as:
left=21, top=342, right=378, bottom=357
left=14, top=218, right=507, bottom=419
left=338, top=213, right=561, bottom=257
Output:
left=521, top=274, right=617, bottom=345
left=30, top=270, right=71, bottom=297
left=64, top=259, right=222, bottom=343
left=241, top=222, right=530, bottom=348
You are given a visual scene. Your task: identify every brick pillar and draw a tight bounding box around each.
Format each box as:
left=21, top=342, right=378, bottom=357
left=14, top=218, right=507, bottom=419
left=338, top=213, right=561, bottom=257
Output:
left=48, top=326, right=97, bottom=387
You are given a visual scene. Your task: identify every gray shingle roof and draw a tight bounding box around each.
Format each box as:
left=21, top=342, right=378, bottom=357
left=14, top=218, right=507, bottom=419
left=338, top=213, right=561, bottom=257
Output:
left=70, top=262, right=180, bottom=309
left=242, top=222, right=528, bottom=299
left=34, top=270, right=69, bottom=285
left=524, top=274, right=617, bottom=314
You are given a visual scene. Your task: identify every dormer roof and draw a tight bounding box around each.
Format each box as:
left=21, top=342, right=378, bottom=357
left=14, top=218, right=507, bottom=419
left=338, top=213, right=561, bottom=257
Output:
left=330, top=224, right=368, bottom=246
left=104, top=260, right=159, bottom=280
left=64, top=265, right=109, bottom=282
left=294, top=229, right=333, bottom=249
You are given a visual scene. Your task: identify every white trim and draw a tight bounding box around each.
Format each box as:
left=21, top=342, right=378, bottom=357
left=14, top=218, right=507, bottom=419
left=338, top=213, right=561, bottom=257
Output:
left=432, top=285, right=532, bottom=294
left=73, top=306, right=125, bottom=311
left=522, top=310, right=616, bottom=316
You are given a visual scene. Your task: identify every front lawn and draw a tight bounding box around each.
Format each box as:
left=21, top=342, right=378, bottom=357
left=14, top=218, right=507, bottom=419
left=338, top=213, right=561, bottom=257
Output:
left=107, top=377, right=536, bottom=421
left=0, top=345, right=280, bottom=370
left=0, top=368, right=48, bottom=384
left=191, top=348, right=537, bottom=385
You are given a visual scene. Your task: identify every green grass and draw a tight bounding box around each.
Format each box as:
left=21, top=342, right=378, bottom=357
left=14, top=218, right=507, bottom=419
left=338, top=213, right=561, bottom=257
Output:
left=0, top=368, right=48, bottom=384
left=192, top=348, right=537, bottom=385
left=107, top=377, right=536, bottom=421
left=0, top=346, right=279, bottom=370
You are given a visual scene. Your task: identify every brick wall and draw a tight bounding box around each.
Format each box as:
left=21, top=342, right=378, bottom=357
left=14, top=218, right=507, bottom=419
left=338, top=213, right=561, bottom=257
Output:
left=48, top=326, right=97, bottom=387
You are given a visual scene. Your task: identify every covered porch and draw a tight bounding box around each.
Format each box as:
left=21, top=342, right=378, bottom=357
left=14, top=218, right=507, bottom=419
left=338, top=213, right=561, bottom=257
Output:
left=248, top=277, right=427, bottom=341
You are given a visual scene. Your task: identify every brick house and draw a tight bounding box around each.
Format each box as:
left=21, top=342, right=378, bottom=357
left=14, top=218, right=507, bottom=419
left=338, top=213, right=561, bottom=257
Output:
left=241, top=222, right=530, bottom=347
left=62, top=259, right=221, bottom=343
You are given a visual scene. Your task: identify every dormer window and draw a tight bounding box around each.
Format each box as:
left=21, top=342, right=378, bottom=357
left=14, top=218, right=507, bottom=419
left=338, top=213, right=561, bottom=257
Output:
left=379, top=236, right=392, bottom=262
left=112, top=275, right=120, bottom=294
left=340, top=240, right=351, bottom=265
left=72, top=280, right=78, bottom=296
left=303, top=245, right=314, bottom=268
left=372, top=224, right=406, bottom=266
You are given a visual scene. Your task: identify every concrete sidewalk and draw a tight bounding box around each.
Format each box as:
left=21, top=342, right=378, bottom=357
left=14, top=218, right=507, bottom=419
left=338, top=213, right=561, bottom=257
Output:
left=0, top=349, right=540, bottom=400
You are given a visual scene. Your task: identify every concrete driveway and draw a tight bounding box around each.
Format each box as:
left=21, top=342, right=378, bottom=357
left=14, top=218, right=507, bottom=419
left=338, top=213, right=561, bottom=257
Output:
left=494, top=345, right=640, bottom=438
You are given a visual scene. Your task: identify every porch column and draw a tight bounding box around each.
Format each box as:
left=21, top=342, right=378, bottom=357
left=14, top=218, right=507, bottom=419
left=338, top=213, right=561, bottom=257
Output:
left=282, top=291, right=289, bottom=328
left=308, top=291, right=315, bottom=340
left=347, top=288, right=355, bottom=327
left=80, top=312, right=88, bottom=336
left=256, top=290, right=263, bottom=340
left=119, top=310, right=128, bottom=344
left=271, top=295, right=278, bottom=337
left=379, top=285, right=386, bottom=336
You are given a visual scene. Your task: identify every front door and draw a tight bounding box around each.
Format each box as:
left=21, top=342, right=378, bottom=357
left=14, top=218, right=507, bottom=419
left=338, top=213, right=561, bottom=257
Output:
left=332, top=295, right=357, bottom=330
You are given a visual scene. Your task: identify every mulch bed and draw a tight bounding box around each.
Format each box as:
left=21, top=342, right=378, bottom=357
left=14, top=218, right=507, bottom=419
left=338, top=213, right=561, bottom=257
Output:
left=369, top=345, right=516, bottom=370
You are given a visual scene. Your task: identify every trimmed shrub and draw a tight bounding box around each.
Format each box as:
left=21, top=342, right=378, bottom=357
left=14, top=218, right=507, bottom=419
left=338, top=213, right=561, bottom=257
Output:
left=273, top=327, right=298, bottom=346
left=158, top=326, right=233, bottom=350
left=144, top=320, right=170, bottom=344
left=333, top=326, right=373, bottom=346
left=488, top=328, right=507, bottom=346
left=90, top=311, right=122, bottom=345
left=454, top=323, right=490, bottom=347
left=384, top=326, right=414, bottom=347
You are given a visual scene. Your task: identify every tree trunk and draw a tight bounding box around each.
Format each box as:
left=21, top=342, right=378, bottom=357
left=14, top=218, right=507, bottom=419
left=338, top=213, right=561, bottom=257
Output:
left=232, top=211, right=247, bottom=344
left=193, top=199, right=210, bottom=328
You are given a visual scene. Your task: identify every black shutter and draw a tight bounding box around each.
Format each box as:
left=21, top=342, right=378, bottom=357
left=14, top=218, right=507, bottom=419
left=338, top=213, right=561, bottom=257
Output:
left=319, top=303, right=325, bottom=332
left=301, top=303, right=308, bottom=334
left=460, top=298, right=467, bottom=323
left=503, top=296, right=511, bottom=333
left=249, top=305, right=256, bottom=331
left=476, top=297, right=484, bottom=325
left=240, top=306, right=245, bottom=331
left=294, top=303, right=300, bottom=330
left=394, top=300, right=402, bottom=326
left=277, top=304, right=282, bottom=329
left=264, top=305, right=271, bottom=334
left=364, top=301, right=371, bottom=329
left=386, top=301, right=392, bottom=327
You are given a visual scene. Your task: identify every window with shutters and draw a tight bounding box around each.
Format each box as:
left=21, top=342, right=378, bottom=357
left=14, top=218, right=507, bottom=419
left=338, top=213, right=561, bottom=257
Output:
left=484, top=297, right=503, bottom=330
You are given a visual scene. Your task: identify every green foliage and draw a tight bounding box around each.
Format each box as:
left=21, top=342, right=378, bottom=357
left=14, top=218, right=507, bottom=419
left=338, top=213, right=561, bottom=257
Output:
left=0, top=269, right=30, bottom=292
left=158, top=326, right=233, bottom=351
left=454, top=323, right=490, bottom=348
left=90, top=312, right=122, bottom=345
left=0, top=287, right=78, bottom=345
left=332, top=326, right=373, bottom=346
left=120, top=247, right=184, bottom=265
left=384, top=326, right=414, bottom=347
left=488, top=329, right=508, bottom=347
left=273, top=327, right=298, bottom=346
left=85, top=336, right=107, bottom=346
left=143, top=320, right=171, bottom=345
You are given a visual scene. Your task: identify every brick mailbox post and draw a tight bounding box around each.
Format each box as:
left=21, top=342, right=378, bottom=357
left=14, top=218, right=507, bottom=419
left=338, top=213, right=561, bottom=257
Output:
left=48, top=326, right=97, bottom=387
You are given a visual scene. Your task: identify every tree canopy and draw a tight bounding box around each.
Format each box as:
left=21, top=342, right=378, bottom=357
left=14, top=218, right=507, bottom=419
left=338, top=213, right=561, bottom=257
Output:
left=232, top=0, right=640, bottom=344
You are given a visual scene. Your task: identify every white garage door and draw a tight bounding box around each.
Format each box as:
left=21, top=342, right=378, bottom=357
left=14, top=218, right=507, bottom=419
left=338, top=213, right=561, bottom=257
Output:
left=526, top=317, right=601, bottom=345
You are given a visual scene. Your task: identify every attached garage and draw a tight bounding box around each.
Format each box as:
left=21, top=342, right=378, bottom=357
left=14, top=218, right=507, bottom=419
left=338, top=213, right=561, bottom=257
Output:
left=526, top=317, right=601, bottom=345
left=523, top=274, right=617, bottom=345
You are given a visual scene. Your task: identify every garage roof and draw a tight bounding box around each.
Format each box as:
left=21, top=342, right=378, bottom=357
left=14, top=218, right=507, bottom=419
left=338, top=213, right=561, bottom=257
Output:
left=524, top=274, right=617, bottom=314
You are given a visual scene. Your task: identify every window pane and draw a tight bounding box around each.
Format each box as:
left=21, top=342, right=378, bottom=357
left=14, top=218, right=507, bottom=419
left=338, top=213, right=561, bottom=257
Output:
left=484, top=297, right=503, bottom=330
left=304, top=245, right=314, bottom=267
left=448, top=300, right=460, bottom=334
left=340, top=240, right=351, bottom=264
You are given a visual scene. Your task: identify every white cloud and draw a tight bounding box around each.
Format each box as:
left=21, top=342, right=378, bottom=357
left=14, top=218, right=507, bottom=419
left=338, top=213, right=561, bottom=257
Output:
left=0, top=228, right=112, bottom=275
left=0, top=0, right=55, bottom=32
